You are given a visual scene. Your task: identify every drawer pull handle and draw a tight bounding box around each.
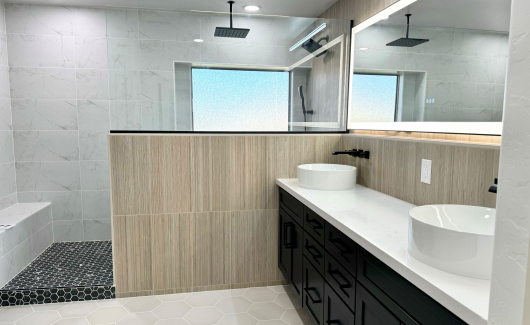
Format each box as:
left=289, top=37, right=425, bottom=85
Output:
left=326, top=321, right=341, bottom=325
left=304, top=287, right=322, bottom=304
left=328, top=270, right=351, bottom=289
left=306, top=218, right=323, bottom=230
left=305, top=245, right=322, bottom=259
left=328, top=238, right=351, bottom=255
left=284, top=222, right=293, bottom=249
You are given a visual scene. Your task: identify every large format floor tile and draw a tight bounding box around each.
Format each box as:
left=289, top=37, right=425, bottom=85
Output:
left=0, top=286, right=312, bottom=325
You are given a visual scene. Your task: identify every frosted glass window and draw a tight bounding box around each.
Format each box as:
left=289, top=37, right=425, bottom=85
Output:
left=350, top=74, right=398, bottom=122
left=192, top=69, right=289, bottom=131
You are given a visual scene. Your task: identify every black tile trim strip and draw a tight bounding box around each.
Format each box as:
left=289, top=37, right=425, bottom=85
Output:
left=0, top=286, right=115, bottom=306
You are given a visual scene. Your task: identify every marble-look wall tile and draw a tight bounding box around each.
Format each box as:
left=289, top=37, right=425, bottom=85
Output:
left=82, top=190, right=111, bottom=219
left=141, top=101, right=175, bottom=131
left=109, top=70, right=141, bottom=100
left=79, top=130, right=109, bottom=160
left=106, top=8, right=138, bottom=39
left=353, top=50, right=407, bottom=71
left=15, top=161, right=80, bottom=191
left=496, top=58, right=507, bottom=84
left=10, top=67, right=76, bottom=99
left=5, top=4, right=73, bottom=36
left=74, top=37, right=108, bottom=69
left=72, top=7, right=106, bottom=37
left=0, top=193, right=17, bottom=212
left=201, top=43, right=260, bottom=65
left=0, top=162, right=16, bottom=198
left=11, top=99, right=77, bottom=130
left=407, top=28, right=455, bottom=55
left=80, top=160, right=110, bottom=190
left=140, top=70, right=174, bottom=102
left=494, top=84, right=505, bottom=110
left=76, top=69, right=109, bottom=100
left=18, top=191, right=82, bottom=220
left=450, top=56, right=497, bottom=83
left=107, top=38, right=139, bottom=70
left=110, top=101, right=142, bottom=130
left=77, top=100, right=110, bottom=131
left=0, top=65, right=9, bottom=98
left=0, top=32, right=8, bottom=66
left=139, top=40, right=200, bottom=71
left=405, top=53, right=453, bottom=81
left=0, top=130, right=14, bottom=164
left=257, top=46, right=291, bottom=67
left=449, top=83, right=495, bottom=109
left=13, top=130, right=79, bottom=162
left=355, top=24, right=407, bottom=53
left=453, top=31, right=507, bottom=58
left=0, top=3, right=5, bottom=33
left=138, top=10, right=200, bottom=41
left=30, top=222, right=53, bottom=256
left=0, top=98, right=11, bottom=130
left=83, top=219, right=111, bottom=240
left=53, top=220, right=83, bottom=241
left=425, top=81, right=451, bottom=108
left=7, top=34, right=75, bottom=68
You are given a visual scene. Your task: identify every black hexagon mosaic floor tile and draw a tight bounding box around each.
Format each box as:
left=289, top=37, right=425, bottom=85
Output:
left=0, top=241, right=115, bottom=306
left=1, top=241, right=113, bottom=290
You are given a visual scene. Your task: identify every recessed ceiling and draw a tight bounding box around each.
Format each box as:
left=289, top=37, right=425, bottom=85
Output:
left=8, top=0, right=339, bottom=18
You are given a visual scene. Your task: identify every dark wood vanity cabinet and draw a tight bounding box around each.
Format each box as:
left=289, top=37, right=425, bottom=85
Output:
left=278, top=187, right=468, bottom=325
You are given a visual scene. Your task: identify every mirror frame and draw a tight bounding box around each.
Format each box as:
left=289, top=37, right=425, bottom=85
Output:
left=346, top=0, right=504, bottom=135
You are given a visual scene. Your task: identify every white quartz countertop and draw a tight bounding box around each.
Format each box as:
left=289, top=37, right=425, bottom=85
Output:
left=277, top=179, right=490, bottom=325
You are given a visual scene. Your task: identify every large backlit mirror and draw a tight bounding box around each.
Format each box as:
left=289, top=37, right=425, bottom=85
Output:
left=348, top=0, right=511, bottom=135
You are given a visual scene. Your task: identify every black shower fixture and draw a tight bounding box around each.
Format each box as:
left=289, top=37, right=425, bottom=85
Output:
left=386, top=14, right=429, bottom=47
left=301, top=35, right=329, bottom=57
left=214, top=1, right=250, bottom=38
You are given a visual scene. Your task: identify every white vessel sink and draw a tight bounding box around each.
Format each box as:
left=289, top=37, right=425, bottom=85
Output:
left=408, top=205, right=496, bottom=279
left=297, top=164, right=357, bottom=191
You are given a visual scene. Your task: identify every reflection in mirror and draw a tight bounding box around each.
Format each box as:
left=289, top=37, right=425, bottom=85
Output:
left=349, top=0, right=510, bottom=125
left=108, top=10, right=350, bottom=132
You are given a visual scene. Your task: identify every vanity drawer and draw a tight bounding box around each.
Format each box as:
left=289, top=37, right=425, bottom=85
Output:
left=303, top=231, right=325, bottom=275
left=324, top=282, right=355, bottom=325
left=303, top=256, right=325, bottom=325
left=304, top=206, right=325, bottom=245
left=325, top=223, right=357, bottom=276
left=357, top=248, right=466, bottom=325
left=279, top=187, right=303, bottom=224
left=325, top=252, right=356, bottom=309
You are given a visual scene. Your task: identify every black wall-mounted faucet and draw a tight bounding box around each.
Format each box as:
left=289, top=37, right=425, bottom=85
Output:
left=488, top=178, right=498, bottom=194
left=332, top=149, right=370, bottom=159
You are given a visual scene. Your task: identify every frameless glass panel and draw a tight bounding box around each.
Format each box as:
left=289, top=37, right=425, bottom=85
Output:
left=350, top=74, right=397, bottom=122
left=192, top=69, right=289, bottom=131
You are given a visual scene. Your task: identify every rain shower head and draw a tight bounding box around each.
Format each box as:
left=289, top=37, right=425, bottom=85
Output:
left=215, top=1, right=250, bottom=39
left=386, top=14, right=429, bottom=47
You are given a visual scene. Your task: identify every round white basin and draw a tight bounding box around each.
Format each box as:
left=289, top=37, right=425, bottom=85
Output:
left=297, top=164, right=357, bottom=191
left=408, top=205, right=496, bottom=279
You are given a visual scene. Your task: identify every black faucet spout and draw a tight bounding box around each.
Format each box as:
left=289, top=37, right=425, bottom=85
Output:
left=332, top=150, right=355, bottom=156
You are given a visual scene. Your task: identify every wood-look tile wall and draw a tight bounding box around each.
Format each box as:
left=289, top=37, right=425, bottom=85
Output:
left=108, top=134, right=342, bottom=297
left=341, top=135, right=500, bottom=208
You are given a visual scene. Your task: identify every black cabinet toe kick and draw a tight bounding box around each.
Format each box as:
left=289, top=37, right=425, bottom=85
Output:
left=277, top=187, right=467, bottom=325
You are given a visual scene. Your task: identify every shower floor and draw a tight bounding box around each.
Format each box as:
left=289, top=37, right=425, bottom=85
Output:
left=0, top=241, right=115, bottom=306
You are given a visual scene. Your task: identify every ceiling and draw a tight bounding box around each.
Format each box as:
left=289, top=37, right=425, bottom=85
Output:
left=384, top=0, right=511, bottom=32
left=7, top=0, right=339, bottom=18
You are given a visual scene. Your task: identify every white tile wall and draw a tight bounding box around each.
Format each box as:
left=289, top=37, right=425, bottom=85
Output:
left=354, top=24, right=509, bottom=122
left=0, top=2, right=16, bottom=213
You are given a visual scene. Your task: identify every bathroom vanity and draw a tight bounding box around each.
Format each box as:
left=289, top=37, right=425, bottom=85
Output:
left=277, top=179, right=491, bottom=325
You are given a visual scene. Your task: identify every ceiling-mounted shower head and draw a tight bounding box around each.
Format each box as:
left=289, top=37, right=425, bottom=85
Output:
left=386, top=14, right=429, bottom=47
left=214, top=1, right=250, bottom=39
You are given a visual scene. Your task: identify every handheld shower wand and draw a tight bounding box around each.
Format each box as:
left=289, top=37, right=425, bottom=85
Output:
left=298, top=86, right=313, bottom=131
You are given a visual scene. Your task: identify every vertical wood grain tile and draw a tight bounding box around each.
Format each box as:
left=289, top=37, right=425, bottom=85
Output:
left=126, top=215, right=152, bottom=292
left=266, top=136, right=292, bottom=209
left=112, top=215, right=128, bottom=293
left=109, top=135, right=152, bottom=216
left=229, top=136, right=246, bottom=211
left=211, top=136, right=232, bottom=212
left=315, top=136, right=342, bottom=164
left=381, top=139, right=417, bottom=203
left=359, top=137, right=383, bottom=191
left=208, top=212, right=231, bottom=286
left=178, top=213, right=195, bottom=289
left=191, top=137, right=211, bottom=212
left=150, top=136, right=191, bottom=214
left=414, top=143, right=454, bottom=206
left=244, top=136, right=267, bottom=210
left=340, top=135, right=362, bottom=170
left=151, top=214, right=177, bottom=291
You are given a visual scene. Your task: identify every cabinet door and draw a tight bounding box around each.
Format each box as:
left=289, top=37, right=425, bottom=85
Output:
left=324, top=283, right=355, bottom=325
left=356, top=284, right=400, bottom=325
left=290, top=220, right=304, bottom=306
left=279, top=208, right=293, bottom=282
left=303, top=256, right=325, bottom=325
